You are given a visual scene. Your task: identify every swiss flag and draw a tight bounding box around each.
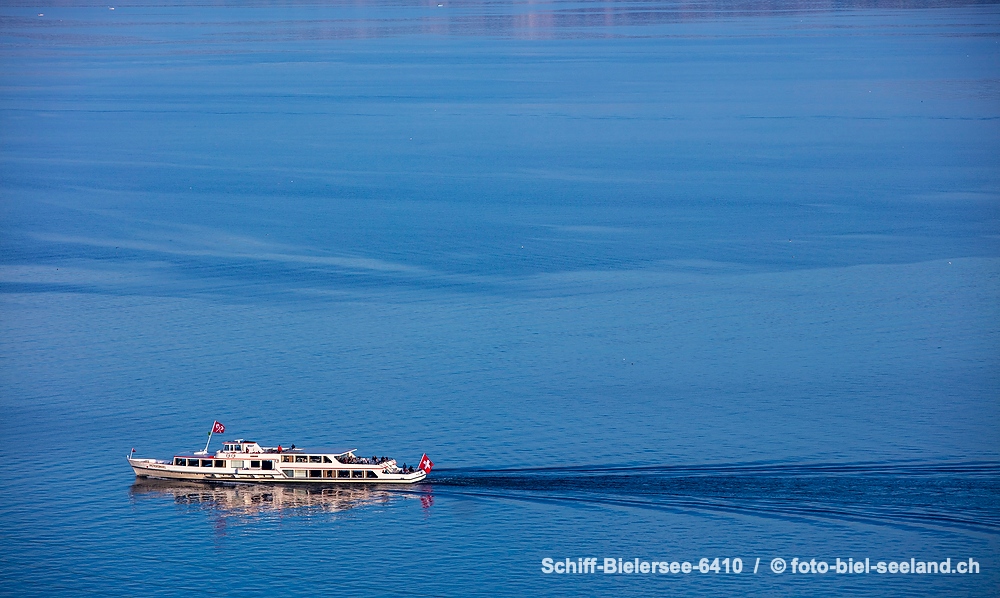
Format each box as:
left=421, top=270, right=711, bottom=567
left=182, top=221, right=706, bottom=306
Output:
left=418, top=453, right=433, bottom=473
left=212, top=421, right=225, bottom=434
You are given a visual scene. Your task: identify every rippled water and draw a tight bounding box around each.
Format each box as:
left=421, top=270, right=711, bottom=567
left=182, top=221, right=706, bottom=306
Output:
left=1, top=0, right=998, bottom=595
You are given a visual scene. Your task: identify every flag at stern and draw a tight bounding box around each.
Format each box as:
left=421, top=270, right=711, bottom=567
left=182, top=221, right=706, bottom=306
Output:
left=418, top=453, right=434, bottom=474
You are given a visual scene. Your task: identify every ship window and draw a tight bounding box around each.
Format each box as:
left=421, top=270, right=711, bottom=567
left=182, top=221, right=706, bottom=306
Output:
left=338, top=470, right=350, bottom=478
left=214, top=460, right=225, bottom=468
left=295, top=456, right=307, bottom=463
left=250, top=460, right=260, bottom=468
left=309, top=455, right=321, bottom=463
left=201, top=460, right=213, bottom=467
left=295, top=470, right=307, bottom=478
left=324, top=470, right=334, bottom=478
left=187, top=459, right=198, bottom=467
left=323, top=456, right=333, bottom=463
left=366, top=471, right=379, bottom=479
left=231, top=460, right=244, bottom=468
left=309, top=469, right=322, bottom=478
left=174, top=458, right=184, bottom=466
left=282, top=455, right=292, bottom=463
left=352, top=470, right=364, bottom=478
left=262, top=461, right=273, bottom=470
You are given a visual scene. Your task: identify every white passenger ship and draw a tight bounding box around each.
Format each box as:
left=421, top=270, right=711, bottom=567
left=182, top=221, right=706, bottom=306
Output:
left=128, top=438, right=431, bottom=484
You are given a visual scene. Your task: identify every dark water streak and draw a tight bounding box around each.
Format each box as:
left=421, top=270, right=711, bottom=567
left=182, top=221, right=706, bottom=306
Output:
left=430, top=468, right=1000, bottom=536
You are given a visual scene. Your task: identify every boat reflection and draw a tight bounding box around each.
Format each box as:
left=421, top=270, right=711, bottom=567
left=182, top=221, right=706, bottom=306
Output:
left=130, top=478, right=432, bottom=516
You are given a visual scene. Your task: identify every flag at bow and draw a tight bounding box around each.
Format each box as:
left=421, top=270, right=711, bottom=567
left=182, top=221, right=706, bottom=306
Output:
left=212, top=421, right=225, bottom=434
left=418, top=453, right=434, bottom=473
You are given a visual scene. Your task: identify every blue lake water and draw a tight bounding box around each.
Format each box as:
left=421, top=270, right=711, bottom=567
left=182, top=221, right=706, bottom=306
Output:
left=1, top=0, right=998, bottom=595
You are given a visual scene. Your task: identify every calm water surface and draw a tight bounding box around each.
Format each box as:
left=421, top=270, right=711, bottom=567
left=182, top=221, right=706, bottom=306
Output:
left=1, top=0, right=998, bottom=595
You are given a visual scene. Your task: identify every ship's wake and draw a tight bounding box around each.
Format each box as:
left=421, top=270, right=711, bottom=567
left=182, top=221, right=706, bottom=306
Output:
left=416, top=460, right=1000, bottom=535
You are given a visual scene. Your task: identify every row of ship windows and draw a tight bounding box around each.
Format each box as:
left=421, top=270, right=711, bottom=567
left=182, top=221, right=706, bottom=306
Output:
left=286, top=470, right=380, bottom=479
left=174, top=458, right=274, bottom=470
left=281, top=455, right=335, bottom=463
left=174, top=455, right=333, bottom=469
left=172, top=458, right=377, bottom=478
left=175, top=457, right=344, bottom=467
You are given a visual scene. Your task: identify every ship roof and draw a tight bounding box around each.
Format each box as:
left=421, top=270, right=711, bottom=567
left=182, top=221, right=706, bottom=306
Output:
left=217, top=447, right=358, bottom=455
left=292, top=447, right=357, bottom=456
left=177, top=447, right=359, bottom=457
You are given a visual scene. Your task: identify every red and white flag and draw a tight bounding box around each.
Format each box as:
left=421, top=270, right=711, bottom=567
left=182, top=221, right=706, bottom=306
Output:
left=418, top=453, right=434, bottom=473
left=212, top=421, right=225, bottom=434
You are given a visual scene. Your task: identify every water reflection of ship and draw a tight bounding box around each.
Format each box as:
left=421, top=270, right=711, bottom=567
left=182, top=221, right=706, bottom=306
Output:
left=130, top=478, right=432, bottom=515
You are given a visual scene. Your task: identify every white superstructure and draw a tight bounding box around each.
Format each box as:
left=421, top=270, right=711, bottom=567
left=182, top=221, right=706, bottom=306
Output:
left=128, top=439, right=429, bottom=484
